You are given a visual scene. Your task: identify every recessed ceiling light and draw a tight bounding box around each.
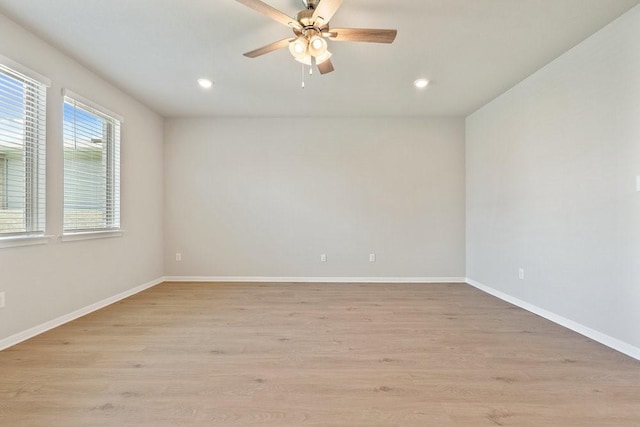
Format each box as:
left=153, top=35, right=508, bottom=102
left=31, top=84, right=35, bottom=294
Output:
left=414, top=78, right=429, bottom=89
left=197, top=78, right=213, bottom=89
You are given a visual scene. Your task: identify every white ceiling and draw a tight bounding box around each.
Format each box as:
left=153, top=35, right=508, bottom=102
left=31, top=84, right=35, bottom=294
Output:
left=0, top=0, right=637, bottom=117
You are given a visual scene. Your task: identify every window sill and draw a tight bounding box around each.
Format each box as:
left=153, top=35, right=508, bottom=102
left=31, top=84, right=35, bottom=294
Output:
left=0, top=234, right=53, bottom=249
left=60, top=230, right=124, bottom=242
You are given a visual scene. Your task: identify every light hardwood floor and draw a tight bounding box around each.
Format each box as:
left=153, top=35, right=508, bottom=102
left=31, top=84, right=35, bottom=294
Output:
left=0, top=282, right=639, bottom=426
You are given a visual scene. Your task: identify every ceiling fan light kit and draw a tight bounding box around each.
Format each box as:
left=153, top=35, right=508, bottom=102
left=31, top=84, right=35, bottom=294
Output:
left=236, top=0, right=397, bottom=77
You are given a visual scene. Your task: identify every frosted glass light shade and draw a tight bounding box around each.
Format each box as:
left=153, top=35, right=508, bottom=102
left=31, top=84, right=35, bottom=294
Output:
left=289, top=37, right=309, bottom=59
left=308, top=35, right=327, bottom=57
left=314, top=50, right=332, bottom=65
left=294, top=55, right=312, bottom=66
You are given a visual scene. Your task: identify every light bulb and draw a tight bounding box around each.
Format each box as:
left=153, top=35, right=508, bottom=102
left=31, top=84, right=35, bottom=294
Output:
left=414, top=79, right=429, bottom=89
left=289, top=37, right=309, bottom=60
left=197, top=78, right=213, bottom=89
left=308, top=35, right=327, bottom=57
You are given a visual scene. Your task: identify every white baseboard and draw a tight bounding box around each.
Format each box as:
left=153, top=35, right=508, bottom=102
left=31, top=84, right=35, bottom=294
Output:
left=0, top=277, right=164, bottom=351
left=163, top=276, right=467, bottom=284
left=466, top=278, right=640, bottom=362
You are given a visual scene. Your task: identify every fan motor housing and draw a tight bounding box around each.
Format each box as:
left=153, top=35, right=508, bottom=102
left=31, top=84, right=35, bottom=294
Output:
left=297, top=9, right=315, bottom=27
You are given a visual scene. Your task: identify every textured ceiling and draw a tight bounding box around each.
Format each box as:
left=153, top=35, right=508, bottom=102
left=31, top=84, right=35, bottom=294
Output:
left=0, top=0, right=637, bottom=117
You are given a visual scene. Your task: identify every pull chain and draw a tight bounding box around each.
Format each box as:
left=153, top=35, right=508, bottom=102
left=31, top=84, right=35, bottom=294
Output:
left=301, top=63, right=305, bottom=88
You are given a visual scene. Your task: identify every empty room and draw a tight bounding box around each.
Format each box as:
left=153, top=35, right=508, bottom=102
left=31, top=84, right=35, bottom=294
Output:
left=1, top=0, right=639, bottom=425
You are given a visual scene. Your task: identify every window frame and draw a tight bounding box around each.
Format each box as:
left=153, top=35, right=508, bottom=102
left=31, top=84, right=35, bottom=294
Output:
left=0, top=57, right=49, bottom=240
left=62, top=90, right=122, bottom=235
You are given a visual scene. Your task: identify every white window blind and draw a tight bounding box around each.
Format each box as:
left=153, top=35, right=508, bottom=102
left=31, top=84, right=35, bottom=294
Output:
left=63, top=94, right=120, bottom=232
left=0, top=63, right=47, bottom=236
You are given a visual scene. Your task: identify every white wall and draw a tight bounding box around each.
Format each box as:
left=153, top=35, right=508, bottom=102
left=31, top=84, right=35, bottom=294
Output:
left=0, top=13, right=164, bottom=343
left=164, top=117, right=465, bottom=280
left=466, top=6, right=640, bottom=351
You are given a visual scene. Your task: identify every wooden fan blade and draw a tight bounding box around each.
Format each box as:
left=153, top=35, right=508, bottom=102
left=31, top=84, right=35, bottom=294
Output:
left=312, top=0, right=342, bottom=25
left=317, top=58, right=335, bottom=75
left=243, top=38, right=294, bottom=58
left=236, top=0, right=300, bottom=29
left=329, top=28, right=397, bottom=44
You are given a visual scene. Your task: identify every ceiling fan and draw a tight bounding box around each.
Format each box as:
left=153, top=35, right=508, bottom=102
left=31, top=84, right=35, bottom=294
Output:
left=236, top=0, right=397, bottom=75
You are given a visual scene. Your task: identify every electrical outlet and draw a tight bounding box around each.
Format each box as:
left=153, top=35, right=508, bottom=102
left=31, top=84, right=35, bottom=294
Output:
left=320, top=254, right=327, bottom=262
left=175, top=253, right=182, bottom=262
left=518, top=268, right=525, bottom=280
left=369, top=253, right=376, bottom=262
left=0, top=292, right=5, bottom=308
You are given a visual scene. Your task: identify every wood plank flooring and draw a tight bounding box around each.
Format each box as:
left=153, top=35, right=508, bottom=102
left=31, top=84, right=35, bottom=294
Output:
left=0, top=282, right=639, bottom=426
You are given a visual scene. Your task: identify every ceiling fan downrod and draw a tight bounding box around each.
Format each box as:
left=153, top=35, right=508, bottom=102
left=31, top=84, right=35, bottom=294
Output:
left=302, top=0, right=320, bottom=10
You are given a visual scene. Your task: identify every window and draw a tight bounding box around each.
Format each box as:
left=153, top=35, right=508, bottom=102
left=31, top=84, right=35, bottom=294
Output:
left=0, top=61, right=47, bottom=236
left=63, top=93, right=121, bottom=233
